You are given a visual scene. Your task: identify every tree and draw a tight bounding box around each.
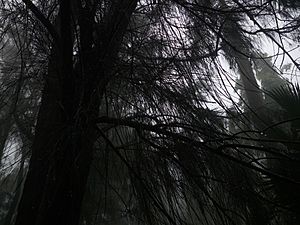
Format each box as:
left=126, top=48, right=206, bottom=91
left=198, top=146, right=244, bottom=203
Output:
left=1, top=1, right=300, bottom=225
left=10, top=1, right=138, bottom=225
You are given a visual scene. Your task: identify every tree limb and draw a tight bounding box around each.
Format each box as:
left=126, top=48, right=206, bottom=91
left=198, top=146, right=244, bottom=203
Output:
left=96, top=116, right=300, bottom=186
left=22, top=0, right=60, bottom=46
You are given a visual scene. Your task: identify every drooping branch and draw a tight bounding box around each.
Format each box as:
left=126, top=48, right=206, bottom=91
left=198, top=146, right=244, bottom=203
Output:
left=96, top=116, right=300, bottom=186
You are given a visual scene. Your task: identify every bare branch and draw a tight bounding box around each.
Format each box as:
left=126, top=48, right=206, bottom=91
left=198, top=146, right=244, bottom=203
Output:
left=22, top=0, right=60, bottom=46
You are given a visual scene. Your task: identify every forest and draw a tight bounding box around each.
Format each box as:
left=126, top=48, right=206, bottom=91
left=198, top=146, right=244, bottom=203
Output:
left=0, top=0, right=300, bottom=225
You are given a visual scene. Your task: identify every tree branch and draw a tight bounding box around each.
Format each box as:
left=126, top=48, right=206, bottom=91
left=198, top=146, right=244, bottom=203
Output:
left=96, top=116, right=300, bottom=186
left=22, top=0, right=60, bottom=46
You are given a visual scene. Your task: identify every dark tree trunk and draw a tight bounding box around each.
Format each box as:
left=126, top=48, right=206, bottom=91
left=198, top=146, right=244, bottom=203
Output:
left=15, top=1, right=138, bottom=225
left=14, top=49, right=65, bottom=225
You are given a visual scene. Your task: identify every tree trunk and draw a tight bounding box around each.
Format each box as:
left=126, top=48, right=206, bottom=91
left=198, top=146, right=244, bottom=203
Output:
left=3, top=149, right=26, bottom=225
left=15, top=1, right=137, bottom=224
left=222, top=22, right=264, bottom=113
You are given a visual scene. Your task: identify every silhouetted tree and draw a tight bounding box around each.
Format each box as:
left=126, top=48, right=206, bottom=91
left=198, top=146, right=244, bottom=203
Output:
left=1, top=1, right=300, bottom=225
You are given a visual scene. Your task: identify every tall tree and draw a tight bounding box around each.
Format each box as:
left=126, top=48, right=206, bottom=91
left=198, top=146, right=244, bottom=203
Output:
left=13, top=1, right=138, bottom=225
left=1, top=1, right=300, bottom=225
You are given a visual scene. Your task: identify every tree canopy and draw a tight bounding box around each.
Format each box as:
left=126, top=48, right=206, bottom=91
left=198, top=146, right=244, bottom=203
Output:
left=0, top=0, right=300, bottom=225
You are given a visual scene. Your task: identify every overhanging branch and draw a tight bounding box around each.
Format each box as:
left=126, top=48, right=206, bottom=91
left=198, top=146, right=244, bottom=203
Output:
left=96, top=116, right=300, bottom=186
